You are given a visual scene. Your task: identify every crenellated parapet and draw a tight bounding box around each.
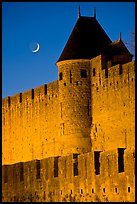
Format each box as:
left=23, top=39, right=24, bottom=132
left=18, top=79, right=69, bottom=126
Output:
left=2, top=80, right=59, bottom=109
left=2, top=149, right=135, bottom=202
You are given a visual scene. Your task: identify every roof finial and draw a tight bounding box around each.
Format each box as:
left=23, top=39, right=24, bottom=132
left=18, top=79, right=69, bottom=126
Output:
left=94, top=7, right=96, bottom=18
left=78, top=5, right=81, bottom=18
left=120, top=32, right=122, bottom=41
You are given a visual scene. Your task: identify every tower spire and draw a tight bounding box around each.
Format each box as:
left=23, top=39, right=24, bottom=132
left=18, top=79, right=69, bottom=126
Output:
left=120, top=32, right=122, bottom=41
left=78, top=5, right=81, bottom=18
left=94, top=7, right=96, bottom=18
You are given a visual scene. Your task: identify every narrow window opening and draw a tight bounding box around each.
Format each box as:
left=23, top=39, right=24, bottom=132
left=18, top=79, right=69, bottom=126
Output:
left=44, top=84, right=47, bottom=95
left=115, top=188, right=117, bottom=193
left=61, top=190, right=62, bottom=195
left=119, top=64, right=122, bottom=75
left=118, top=148, right=125, bottom=173
left=64, top=82, right=66, bottom=86
left=80, top=69, right=87, bottom=78
left=8, top=96, right=10, bottom=107
left=64, top=160, right=66, bottom=178
left=70, top=190, right=72, bottom=194
left=94, top=151, right=100, bottom=175
left=128, top=187, right=130, bottom=193
left=70, top=70, right=72, bottom=83
left=60, top=102, right=62, bottom=118
left=59, top=72, right=63, bottom=80
left=88, top=99, right=90, bottom=116
left=81, top=189, right=83, bottom=194
left=20, top=162, right=24, bottom=182
left=32, top=89, right=34, bottom=99
left=85, top=158, right=87, bottom=178
left=60, top=123, right=64, bottom=135
left=45, top=160, right=48, bottom=180
left=103, top=188, right=105, bottom=193
left=93, top=68, right=96, bottom=76
left=54, top=157, right=59, bottom=177
left=4, top=166, right=8, bottom=183
left=73, top=154, right=78, bottom=176
left=43, top=191, right=46, bottom=200
left=20, top=93, right=22, bottom=103
left=36, top=160, right=40, bottom=179
left=92, top=188, right=94, bottom=193
left=105, top=68, right=108, bottom=78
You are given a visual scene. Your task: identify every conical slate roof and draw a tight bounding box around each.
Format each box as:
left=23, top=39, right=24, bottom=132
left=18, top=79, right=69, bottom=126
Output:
left=57, top=16, right=112, bottom=62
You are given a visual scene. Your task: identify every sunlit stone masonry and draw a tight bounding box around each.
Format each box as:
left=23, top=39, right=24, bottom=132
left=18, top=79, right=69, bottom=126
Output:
left=2, top=8, right=135, bottom=202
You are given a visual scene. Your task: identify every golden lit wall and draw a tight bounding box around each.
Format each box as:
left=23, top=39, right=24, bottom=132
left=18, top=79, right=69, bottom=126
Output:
left=2, top=81, right=60, bottom=165
left=90, top=55, right=135, bottom=151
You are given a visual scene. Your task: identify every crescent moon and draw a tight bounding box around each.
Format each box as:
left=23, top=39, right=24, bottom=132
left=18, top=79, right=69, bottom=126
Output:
left=32, top=43, right=40, bottom=53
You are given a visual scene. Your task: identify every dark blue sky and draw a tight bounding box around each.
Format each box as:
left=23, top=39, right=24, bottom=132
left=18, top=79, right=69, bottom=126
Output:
left=2, top=2, right=135, bottom=98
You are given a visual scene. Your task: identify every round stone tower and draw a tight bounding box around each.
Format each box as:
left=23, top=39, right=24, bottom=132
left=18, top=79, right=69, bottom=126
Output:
left=56, top=10, right=112, bottom=156
left=57, top=59, right=92, bottom=155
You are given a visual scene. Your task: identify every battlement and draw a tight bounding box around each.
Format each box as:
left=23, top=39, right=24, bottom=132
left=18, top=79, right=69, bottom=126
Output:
left=91, top=56, right=135, bottom=93
left=2, top=80, right=59, bottom=109
left=2, top=149, right=135, bottom=202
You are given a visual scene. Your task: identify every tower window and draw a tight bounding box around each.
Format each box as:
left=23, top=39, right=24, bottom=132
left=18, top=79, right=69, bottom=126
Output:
left=73, top=154, right=78, bottom=176
left=59, top=72, right=63, bottom=80
left=80, top=69, right=87, bottom=78
left=103, top=188, right=105, bottom=193
left=118, top=148, right=125, bottom=173
left=54, top=157, right=59, bottom=177
left=36, top=160, right=40, bottom=179
left=93, top=68, right=96, bottom=76
left=94, top=151, right=100, bottom=175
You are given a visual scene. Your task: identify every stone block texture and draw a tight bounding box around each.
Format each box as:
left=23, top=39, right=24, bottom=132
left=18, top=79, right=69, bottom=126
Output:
left=2, top=13, right=135, bottom=202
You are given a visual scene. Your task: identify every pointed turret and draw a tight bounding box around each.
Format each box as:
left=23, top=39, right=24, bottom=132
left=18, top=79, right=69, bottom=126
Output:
left=57, top=15, right=112, bottom=62
left=120, top=32, right=122, bottom=41
left=94, top=7, right=96, bottom=18
left=78, top=5, right=81, bottom=18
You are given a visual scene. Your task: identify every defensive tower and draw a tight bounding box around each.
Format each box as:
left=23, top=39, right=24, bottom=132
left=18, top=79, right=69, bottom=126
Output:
left=56, top=9, right=112, bottom=155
